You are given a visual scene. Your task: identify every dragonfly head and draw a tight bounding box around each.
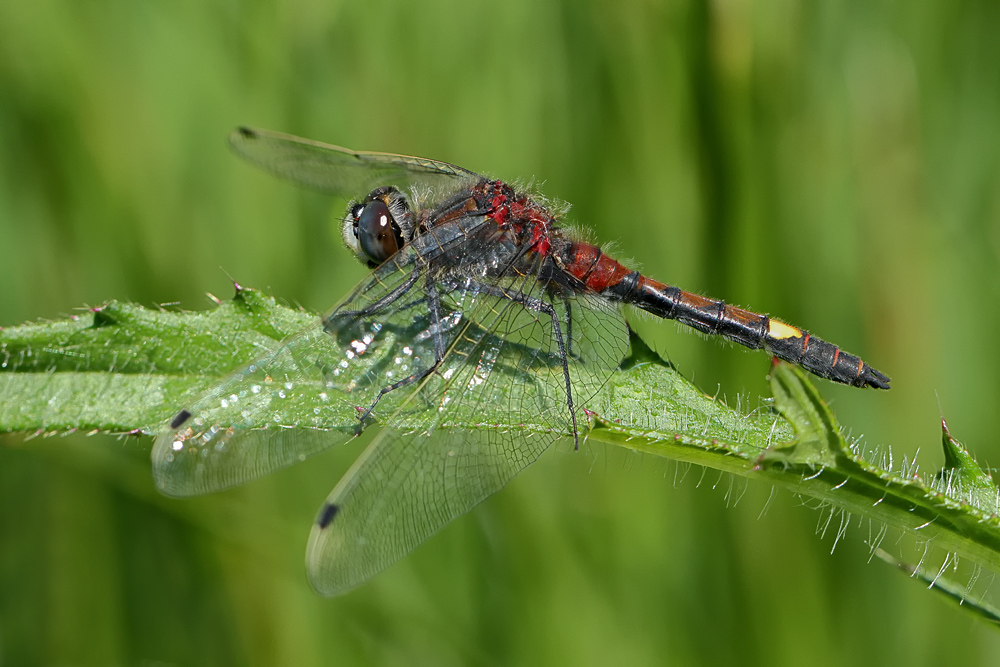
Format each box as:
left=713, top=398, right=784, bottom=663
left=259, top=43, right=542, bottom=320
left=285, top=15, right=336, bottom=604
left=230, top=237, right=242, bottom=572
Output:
left=342, top=186, right=415, bottom=267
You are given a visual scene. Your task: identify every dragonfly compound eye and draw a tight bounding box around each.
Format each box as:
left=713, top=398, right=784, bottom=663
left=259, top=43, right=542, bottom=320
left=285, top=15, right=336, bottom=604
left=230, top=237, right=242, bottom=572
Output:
left=349, top=203, right=365, bottom=237
left=357, top=199, right=404, bottom=264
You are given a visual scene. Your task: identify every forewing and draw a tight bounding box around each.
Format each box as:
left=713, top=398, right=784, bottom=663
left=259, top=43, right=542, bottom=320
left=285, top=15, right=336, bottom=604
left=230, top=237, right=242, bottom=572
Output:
left=229, top=127, right=482, bottom=197
left=306, top=265, right=630, bottom=596
left=151, top=236, right=457, bottom=497
left=152, top=206, right=630, bottom=595
left=152, top=322, right=357, bottom=496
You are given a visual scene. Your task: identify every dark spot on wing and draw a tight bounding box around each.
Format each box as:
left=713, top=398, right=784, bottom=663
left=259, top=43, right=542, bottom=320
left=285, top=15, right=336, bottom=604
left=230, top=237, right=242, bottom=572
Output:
left=236, top=126, right=257, bottom=139
left=170, top=409, right=192, bottom=429
left=317, top=503, right=340, bottom=529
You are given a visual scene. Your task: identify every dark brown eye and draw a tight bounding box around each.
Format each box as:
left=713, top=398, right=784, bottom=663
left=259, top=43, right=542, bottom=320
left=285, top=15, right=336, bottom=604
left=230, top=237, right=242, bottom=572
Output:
left=356, top=200, right=403, bottom=264
left=350, top=203, right=365, bottom=232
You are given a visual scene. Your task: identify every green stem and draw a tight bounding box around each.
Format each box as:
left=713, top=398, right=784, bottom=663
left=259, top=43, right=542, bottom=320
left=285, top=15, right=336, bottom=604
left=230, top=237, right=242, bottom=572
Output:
left=3, top=286, right=998, bottom=623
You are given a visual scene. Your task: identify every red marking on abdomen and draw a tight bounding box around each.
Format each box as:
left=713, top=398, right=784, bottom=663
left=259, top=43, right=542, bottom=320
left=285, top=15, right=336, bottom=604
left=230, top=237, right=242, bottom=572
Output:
left=566, top=243, right=601, bottom=282
left=565, top=243, right=631, bottom=292
left=637, top=276, right=717, bottom=311
left=636, top=275, right=667, bottom=293
left=563, top=243, right=602, bottom=281
left=586, top=256, right=631, bottom=292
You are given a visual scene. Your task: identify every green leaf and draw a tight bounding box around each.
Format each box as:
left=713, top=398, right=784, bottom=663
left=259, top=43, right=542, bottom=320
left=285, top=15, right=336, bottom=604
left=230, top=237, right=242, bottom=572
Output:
left=0, top=288, right=314, bottom=433
left=4, top=288, right=1000, bottom=624
left=875, top=548, right=1000, bottom=627
left=938, top=418, right=997, bottom=509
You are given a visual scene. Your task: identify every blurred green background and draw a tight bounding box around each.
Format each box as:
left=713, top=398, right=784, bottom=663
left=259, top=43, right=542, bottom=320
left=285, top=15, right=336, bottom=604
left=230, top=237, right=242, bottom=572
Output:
left=2, top=0, right=1000, bottom=664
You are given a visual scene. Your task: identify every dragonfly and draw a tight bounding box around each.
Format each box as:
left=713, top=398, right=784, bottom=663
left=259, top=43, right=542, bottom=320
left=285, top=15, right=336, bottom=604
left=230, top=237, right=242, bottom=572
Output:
left=153, top=127, right=890, bottom=596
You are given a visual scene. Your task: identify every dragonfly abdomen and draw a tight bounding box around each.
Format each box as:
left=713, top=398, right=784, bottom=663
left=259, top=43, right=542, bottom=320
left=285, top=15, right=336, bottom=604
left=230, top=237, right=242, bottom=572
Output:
left=763, top=328, right=890, bottom=388
left=591, top=260, right=890, bottom=389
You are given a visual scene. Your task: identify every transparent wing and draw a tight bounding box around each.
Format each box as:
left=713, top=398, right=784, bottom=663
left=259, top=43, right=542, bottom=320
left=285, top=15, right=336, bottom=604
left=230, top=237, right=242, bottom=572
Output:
left=152, top=211, right=630, bottom=595
left=305, top=257, right=630, bottom=596
left=151, top=321, right=361, bottom=496
left=229, top=127, right=483, bottom=197
left=151, top=221, right=462, bottom=497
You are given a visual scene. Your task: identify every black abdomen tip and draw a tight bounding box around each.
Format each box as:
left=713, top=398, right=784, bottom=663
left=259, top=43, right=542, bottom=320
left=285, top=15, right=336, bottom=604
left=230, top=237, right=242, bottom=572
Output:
left=317, top=503, right=340, bottom=529
left=170, top=409, right=192, bottom=429
left=859, top=366, right=891, bottom=390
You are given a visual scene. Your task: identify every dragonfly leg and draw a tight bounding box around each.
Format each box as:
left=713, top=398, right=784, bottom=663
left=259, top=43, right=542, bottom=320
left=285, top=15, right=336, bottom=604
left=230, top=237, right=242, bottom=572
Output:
left=545, top=285, right=580, bottom=361
left=323, top=265, right=422, bottom=329
left=355, top=275, right=450, bottom=423
left=468, top=281, right=580, bottom=449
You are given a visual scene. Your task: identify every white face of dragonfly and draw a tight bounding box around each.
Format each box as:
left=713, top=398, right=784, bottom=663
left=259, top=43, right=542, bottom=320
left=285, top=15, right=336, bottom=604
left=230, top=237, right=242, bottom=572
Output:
left=342, top=186, right=417, bottom=267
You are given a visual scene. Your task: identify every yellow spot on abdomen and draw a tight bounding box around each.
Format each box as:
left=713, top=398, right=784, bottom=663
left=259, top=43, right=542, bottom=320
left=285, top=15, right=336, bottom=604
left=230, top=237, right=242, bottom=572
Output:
left=768, top=320, right=802, bottom=340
